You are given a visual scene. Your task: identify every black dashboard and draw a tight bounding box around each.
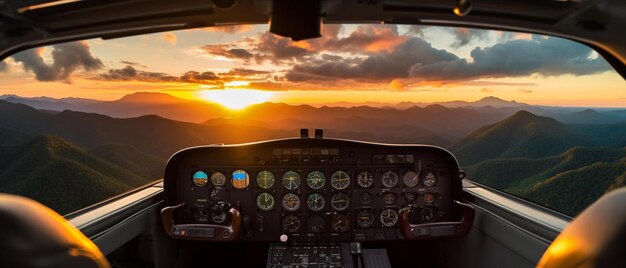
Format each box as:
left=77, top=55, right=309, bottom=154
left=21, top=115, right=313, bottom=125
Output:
left=161, top=138, right=469, bottom=243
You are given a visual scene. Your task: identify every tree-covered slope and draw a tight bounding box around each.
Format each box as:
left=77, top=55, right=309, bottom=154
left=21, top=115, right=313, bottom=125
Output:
left=0, top=135, right=156, bottom=214
left=452, top=110, right=590, bottom=165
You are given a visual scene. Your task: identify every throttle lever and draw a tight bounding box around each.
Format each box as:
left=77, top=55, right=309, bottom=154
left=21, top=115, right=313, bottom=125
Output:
left=399, top=200, right=474, bottom=240
left=161, top=202, right=242, bottom=241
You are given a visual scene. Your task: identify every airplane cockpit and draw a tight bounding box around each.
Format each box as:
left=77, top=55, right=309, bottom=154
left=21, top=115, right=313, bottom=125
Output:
left=0, top=0, right=625, bottom=268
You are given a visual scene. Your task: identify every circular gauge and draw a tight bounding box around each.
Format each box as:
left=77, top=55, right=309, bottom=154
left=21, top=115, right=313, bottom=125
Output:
left=307, top=193, right=326, bottom=212
left=423, top=171, right=438, bottom=187
left=424, top=193, right=435, bottom=204
left=360, top=192, right=373, bottom=205
left=192, top=171, right=209, bottom=187
left=331, top=171, right=350, bottom=190
left=422, top=207, right=437, bottom=222
left=193, top=208, right=209, bottom=223
left=210, top=172, right=226, bottom=186
left=383, top=192, right=397, bottom=205
left=331, top=193, right=350, bottom=211
left=282, top=215, right=301, bottom=233
left=381, top=171, right=399, bottom=188
left=357, top=171, right=374, bottom=188
left=404, top=192, right=417, bottom=203
left=256, top=171, right=275, bottom=189
left=211, top=211, right=227, bottom=224
left=282, top=193, right=301, bottom=212
left=306, top=171, right=326, bottom=190
left=282, top=171, right=301, bottom=190
left=231, top=170, right=250, bottom=189
left=403, top=171, right=420, bottom=187
left=256, top=192, right=275, bottom=211
left=380, top=209, right=399, bottom=227
left=331, top=214, right=351, bottom=233
left=356, top=209, right=375, bottom=228
left=307, top=216, right=325, bottom=233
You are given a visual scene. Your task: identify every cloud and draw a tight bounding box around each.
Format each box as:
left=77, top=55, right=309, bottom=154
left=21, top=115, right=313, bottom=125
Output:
left=12, top=41, right=103, bottom=82
left=200, top=44, right=254, bottom=60
left=518, top=88, right=533, bottom=93
left=450, top=28, right=489, bottom=48
left=101, top=65, right=223, bottom=84
left=162, top=32, right=177, bottom=45
left=120, top=60, right=147, bottom=68
left=0, top=60, right=7, bottom=72
left=285, top=37, right=458, bottom=81
left=219, top=68, right=271, bottom=77
left=409, top=36, right=612, bottom=81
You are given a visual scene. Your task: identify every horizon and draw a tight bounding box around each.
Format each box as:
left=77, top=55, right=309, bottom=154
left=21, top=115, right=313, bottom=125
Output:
left=1, top=24, right=624, bottom=109
left=2, top=91, right=626, bottom=110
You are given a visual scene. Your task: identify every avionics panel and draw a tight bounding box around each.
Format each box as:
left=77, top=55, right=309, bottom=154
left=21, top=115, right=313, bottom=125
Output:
left=162, top=138, right=466, bottom=242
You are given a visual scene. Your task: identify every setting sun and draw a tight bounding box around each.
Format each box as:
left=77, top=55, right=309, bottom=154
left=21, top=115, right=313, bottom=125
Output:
left=198, top=89, right=274, bottom=109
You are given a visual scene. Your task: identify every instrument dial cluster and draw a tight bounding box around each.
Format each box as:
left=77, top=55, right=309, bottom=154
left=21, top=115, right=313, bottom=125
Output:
left=169, top=138, right=459, bottom=242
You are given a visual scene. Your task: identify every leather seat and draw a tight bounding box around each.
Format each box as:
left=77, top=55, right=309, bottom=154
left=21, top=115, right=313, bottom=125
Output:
left=0, top=194, right=110, bottom=268
left=538, top=187, right=626, bottom=268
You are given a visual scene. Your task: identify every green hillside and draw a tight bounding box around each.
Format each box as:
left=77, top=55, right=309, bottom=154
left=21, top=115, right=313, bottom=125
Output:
left=89, top=143, right=165, bottom=180
left=467, top=147, right=626, bottom=216
left=0, top=126, right=30, bottom=146
left=452, top=110, right=589, bottom=165
left=0, top=135, right=157, bottom=214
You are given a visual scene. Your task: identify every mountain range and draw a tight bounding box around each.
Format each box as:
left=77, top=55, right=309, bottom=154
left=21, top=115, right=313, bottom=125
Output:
left=1, top=93, right=625, bottom=216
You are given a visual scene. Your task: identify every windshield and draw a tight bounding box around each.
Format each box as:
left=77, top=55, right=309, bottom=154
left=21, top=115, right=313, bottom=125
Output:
left=0, top=24, right=624, bottom=216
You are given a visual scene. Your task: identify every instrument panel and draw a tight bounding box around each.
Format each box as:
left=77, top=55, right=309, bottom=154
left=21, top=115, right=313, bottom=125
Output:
left=163, top=138, right=464, bottom=242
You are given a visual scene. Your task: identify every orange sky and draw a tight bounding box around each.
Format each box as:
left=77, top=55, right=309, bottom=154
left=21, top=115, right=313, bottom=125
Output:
left=0, top=24, right=624, bottom=108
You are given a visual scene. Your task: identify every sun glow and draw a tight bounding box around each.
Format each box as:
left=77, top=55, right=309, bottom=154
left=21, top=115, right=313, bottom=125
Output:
left=198, top=89, right=274, bottom=109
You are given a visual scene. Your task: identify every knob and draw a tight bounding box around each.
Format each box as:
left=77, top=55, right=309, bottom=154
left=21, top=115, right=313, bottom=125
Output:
left=280, top=234, right=288, bottom=243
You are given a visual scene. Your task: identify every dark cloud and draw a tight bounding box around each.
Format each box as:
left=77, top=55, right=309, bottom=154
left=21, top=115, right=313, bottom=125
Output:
left=409, top=36, right=611, bottom=80
left=285, top=37, right=458, bottom=81
left=120, top=60, right=147, bottom=68
left=200, top=44, right=254, bottom=60
left=101, top=65, right=220, bottom=84
left=180, top=71, right=219, bottom=82
left=0, top=60, right=7, bottom=72
left=450, top=28, right=489, bottom=48
left=12, top=42, right=103, bottom=82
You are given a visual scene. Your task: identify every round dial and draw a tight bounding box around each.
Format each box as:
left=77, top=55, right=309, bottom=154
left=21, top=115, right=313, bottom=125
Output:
left=356, top=171, right=374, bottom=188
left=306, top=193, right=326, bottom=212
left=282, top=193, right=301, bottom=211
left=210, top=172, right=226, bottom=186
left=256, top=171, right=275, bottom=189
left=231, top=170, right=250, bottom=189
left=381, top=171, right=399, bottom=188
left=211, top=211, right=227, bottom=224
left=403, top=171, right=420, bottom=187
left=356, top=209, right=375, bottom=228
left=383, top=192, right=397, bottom=205
left=282, top=171, right=301, bottom=190
left=192, top=171, right=208, bottom=187
left=422, top=207, right=437, bottom=222
left=404, top=192, right=417, bottom=203
left=307, top=216, right=325, bottom=233
left=360, top=192, right=373, bottom=205
left=193, top=208, right=209, bottom=223
left=423, top=171, right=438, bottom=187
left=380, top=209, right=399, bottom=227
left=424, top=193, right=435, bottom=204
left=256, top=192, right=275, bottom=211
left=306, top=171, right=326, bottom=190
left=331, top=171, right=350, bottom=190
left=331, top=193, right=350, bottom=211
left=282, top=215, right=301, bottom=233
left=331, top=214, right=351, bottom=233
